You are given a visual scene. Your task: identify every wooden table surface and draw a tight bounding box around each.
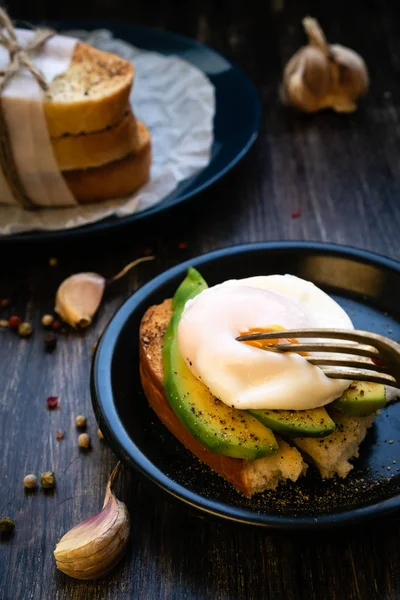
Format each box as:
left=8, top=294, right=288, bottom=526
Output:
left=2, top=1, right=400, bottom=598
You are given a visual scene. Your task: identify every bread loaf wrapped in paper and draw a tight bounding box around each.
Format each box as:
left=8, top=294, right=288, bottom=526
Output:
left=0, top=9, right=151, bottom=208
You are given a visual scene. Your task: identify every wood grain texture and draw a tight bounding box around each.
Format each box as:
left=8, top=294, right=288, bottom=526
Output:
left=1, top=0, right=400, bottom=598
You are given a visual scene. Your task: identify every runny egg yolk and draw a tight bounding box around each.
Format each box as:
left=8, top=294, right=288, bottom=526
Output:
left=240, top=325, right=299, bottom=350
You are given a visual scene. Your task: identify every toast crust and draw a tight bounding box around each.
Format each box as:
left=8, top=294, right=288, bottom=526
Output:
left=44, top=42, right=134, bottom=137
left=139, top=299, right=376, bottom=494
left=52, top=111, right=140, bottom=171
left=139, top=300, right=306, bottom=497
left=63, top=121, right=151, bottom=203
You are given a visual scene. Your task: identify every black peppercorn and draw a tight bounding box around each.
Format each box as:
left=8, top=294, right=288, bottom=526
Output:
left=44, top=334, right=57, bottom=352
left=0, top=517, right=15, bottom=534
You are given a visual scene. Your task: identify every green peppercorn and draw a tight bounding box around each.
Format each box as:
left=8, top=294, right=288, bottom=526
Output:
left=18, top=322, right=32, bottom=337
left=0, top=517, right=15, bottom=534
left=41, top=471, right=56, bottom=489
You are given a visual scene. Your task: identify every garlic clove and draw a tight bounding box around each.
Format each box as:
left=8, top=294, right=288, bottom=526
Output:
left=54, top=463, right=130, bottom=580
left=55, top=272, right=105, bottom=328
left=281, top=45, right=330, bottom=111
left=330, top=44, right=369, bottom=99
left=54, top=256, right=154, bottom=329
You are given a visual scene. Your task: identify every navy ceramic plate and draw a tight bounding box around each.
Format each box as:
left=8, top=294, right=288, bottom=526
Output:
left=2, top=22, right=260, bottom=243
left=91, top=242, right=400, bottom=529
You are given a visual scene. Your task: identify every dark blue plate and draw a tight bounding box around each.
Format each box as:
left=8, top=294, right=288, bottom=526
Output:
left=91, top=242, right=400, bottom=529
left=1, top=22, right=260, bottom=243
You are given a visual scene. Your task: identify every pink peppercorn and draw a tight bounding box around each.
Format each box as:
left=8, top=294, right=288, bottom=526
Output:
left=47, top=396, right=59, bottom=409
left=9, top=316, right=22, bottom=329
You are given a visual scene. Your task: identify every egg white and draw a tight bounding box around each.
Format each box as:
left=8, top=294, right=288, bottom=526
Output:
left=177, top=275, right=353, bottom=411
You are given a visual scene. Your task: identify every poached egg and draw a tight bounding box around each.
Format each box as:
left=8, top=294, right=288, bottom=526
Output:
left=177, top=274, right=353, bottom=411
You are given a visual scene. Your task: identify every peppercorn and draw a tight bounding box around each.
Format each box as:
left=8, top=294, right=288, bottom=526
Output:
left=49, top=257, right=58, bottom=266
left=55, top=430, right=64, bottom=440
left=0, top=298, right=10, bottom=308
left=18, top=322, right=32, bottom=337
left=41, top=471, right=55, bottom=489
left=0, top=319, right=9, bottom=327
left=46, top=396, right=59, bottom=409
left=44, top=334, right=57, bottom=352
left=9, top=315, right=22, bottom=329
left=97, top=428, right=104, bottom=440
left=0, top=517, right=15, bottom=534
left=78, top=433, right=91, bottom=448
left=41, top=314, right=54, bottom=327
left=23, top=474, right=38, bottom=489
left=75, top=415, right=87, bottom=428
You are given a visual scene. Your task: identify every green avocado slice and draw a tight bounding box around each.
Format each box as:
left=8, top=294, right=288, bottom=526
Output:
left=331, top=381, right=386, bottom=416
left=162, top=268, right=279, bottom=459
left=249, top=407, right=336, bottom=438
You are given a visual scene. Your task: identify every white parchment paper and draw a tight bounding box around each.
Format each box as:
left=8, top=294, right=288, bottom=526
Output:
left=0, top=29, right=215, bottom=234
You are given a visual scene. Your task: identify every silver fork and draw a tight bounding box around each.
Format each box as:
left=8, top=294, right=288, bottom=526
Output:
left=236, top=329, right=400, bottom=388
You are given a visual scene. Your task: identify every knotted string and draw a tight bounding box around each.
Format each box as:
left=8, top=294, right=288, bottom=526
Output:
left=0, top=8, right=55, bottom=208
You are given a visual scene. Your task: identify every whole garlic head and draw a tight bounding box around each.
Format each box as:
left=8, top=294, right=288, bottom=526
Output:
left=281, top=17, right=369, bottom=113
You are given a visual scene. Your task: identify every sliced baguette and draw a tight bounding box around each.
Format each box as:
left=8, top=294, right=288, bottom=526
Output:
left=52, top=110, right=140, bottom=171
left=293, top=410, right=375, bottom=479
left=139, top=299, right=307, bottom=497
left=63, top=121, right=151, bottom=203
left=44, top=42, right=134, bottom=137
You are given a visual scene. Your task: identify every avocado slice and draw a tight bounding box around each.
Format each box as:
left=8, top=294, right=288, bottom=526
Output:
left=249, top=407, right=336, bottom=438
left=331, top=381, right=386, bottom=416
left=171, top=267, right=207, bottom=311
left=162, top=268, right=279, bottom=459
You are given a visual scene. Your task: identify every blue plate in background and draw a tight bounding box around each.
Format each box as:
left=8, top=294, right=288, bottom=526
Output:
left=2, top=22, right=261, bottom=243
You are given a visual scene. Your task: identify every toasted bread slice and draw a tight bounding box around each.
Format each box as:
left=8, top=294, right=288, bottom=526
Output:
left=293, top=410, right=375, bottom=478
left=44, top=42, right=134, bottom=137
left=139, top=299, right=307, bottom=497
left=63, top=121, right=151, bottom=203
left=52, top=110, right=140, bottom=171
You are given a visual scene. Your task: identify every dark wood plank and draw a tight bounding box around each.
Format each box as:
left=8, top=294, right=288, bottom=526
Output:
left=2, top=1, right=400, bottom=599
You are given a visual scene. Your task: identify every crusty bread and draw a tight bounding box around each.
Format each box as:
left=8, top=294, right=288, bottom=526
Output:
left=44, top=42, right=134, bottom=137
left=139, top=299, right=307, bottom=497
left=140, top=299, right=378, bottom=493
left=63, top=121, right=151, bottom=203
left=293, top=410, right=375, bottom=479
left=52, top=110, right=140, bottom=171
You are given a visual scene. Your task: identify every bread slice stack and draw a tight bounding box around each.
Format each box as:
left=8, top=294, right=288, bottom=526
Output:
left=45, top=42, right=151, bottom=204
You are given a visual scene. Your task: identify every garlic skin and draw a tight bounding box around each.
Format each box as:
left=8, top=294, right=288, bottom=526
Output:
left=55, top=272, right=105, bottom=328
left=54, top=464, right=130, bottom=580
left=281, top=17, right=368, bottom=113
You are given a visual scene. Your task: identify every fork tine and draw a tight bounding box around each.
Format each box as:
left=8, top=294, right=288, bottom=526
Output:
left=306, top=356, right=389, bottom=373
left=270, top=342, right=382, bottom=359
left=320, top=369, right=397, bottom=387
left=236, top=329, right=387, bottom=346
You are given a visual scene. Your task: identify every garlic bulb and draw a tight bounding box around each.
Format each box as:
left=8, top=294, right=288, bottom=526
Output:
left=54, top=256, right=154, bottom=328
left=281, top=17, right=369, bottom=113
left=54, top=463, right=129, bottom=580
